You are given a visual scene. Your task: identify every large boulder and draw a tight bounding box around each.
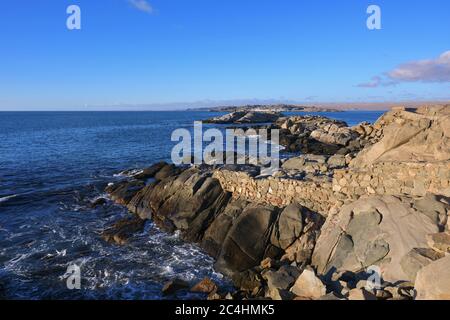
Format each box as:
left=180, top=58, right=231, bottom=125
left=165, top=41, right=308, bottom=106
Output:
left=215, top=204, right=281, bottom=275
left=270, top=204, right=304, bottom=250
left=312, top=195, right=443, bottom=282
left=415, top=255, right=450, bottom=300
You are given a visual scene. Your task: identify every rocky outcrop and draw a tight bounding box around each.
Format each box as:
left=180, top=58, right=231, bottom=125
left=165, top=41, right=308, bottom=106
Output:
left=204, top=111, right=281, bottom=124
left=312, top=195, right=446, bottom=282
left=351, top=106, right=450, bottom=167
left=106, top=164, right=324, bottom=279
left=276, top=116, right=356, bottom=155
left=103, top=105, right=450, bottom=300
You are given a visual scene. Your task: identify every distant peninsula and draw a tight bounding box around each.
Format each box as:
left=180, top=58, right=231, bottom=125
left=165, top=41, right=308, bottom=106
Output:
left=187, top=104, right=342, bottom=113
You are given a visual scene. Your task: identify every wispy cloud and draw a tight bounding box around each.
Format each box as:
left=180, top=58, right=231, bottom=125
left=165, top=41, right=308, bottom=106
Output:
left=357, top=50, right=450, bottom=88
left=357, top=76, right=397, bottom=88
left=128, top=0, right=154, bottom=14
left=388, top=51, right=450, bottom=82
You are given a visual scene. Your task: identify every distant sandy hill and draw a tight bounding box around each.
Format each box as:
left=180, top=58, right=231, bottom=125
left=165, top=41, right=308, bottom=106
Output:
left=187, top=101, right=449, bottom=112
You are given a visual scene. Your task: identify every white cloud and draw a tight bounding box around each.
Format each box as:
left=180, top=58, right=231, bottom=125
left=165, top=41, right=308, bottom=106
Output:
left=128, top=0, right=154, bottom=14
left=357, top=51, right=450, bottom=88
left=388, top=51, right=450, bottom=83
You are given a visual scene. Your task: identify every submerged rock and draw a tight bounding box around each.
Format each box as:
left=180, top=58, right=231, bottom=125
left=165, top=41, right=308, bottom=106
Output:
left=101, top=216, right=146, bottom=245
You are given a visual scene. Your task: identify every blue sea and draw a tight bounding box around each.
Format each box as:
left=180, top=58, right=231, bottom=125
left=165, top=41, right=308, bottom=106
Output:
left=0, top=110, right=383, bottom=299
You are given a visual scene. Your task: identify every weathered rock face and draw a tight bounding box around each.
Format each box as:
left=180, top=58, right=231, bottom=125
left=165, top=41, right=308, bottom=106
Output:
left=351, top=107, right=450, bottom=167
left=415, top=255, right=450, bottom=300
left=204, top=111, right=280, bottom=124
left=312, top=195, right=444, bottom=282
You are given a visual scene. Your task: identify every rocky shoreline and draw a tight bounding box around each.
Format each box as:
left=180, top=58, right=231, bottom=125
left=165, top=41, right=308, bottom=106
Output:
left=101, top=105, right=450, bottom=300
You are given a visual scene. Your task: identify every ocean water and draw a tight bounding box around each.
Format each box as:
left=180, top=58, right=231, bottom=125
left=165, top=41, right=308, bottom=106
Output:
left=0, top=110, right=383, bottom=299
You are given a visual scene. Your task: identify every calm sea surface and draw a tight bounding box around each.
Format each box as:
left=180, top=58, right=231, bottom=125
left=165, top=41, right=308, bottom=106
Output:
left=0, top=110, right=383, bottom=299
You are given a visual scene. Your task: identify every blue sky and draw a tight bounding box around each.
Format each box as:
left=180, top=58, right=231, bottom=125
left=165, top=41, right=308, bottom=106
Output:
left=0, top=0, right=449, bottom=110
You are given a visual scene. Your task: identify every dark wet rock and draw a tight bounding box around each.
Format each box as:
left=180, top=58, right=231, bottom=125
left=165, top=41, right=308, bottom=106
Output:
left=162, top=278, right=190, bottom=296
left=90, top=197, right=107, bottom=208
left=105, top=180, right=145, bottom=205
left=101, top=216, right=146, bottom=245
